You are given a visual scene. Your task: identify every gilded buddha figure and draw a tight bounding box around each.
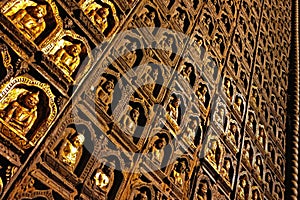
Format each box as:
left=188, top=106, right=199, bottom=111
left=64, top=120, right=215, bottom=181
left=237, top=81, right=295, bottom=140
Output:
left=234, top=96, right=243, bottom=114
left=96, top=77, right=115, bottom=111
left=205, top=139, right=220, bottom=169
left=197, top=85, right=208, bottom=105
left=58, top=129, right=85, bottom=170
left=149, top=137, right=166, bottom=163
left=93, top=164, right=114, bottom=192
left=0, top=90, right=39, bottom=135
left=227, top=123, right=237, bottom=146
left=223, top=78, right=232, bottom=99
left=87, top=7, right=109, bottom=32
left=184, top=118, right=198, bottom=147
left=237, top=176, right=247, bottom=199
left=196, top=182, right=208, bottom=200
left=52, top=43, right=82, bottom=76
left=121, top=107, right=140, bottom=134
left=9, top=4, right=47, bottom=40
left=171, top=160, right=187, bottom=187
left=220, top=159, right=231, bottom=182
left=166, top=96, right=180, bottom=122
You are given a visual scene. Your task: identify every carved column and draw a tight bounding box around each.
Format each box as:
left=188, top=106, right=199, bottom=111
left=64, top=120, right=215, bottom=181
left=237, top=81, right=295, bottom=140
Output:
left=286, top=0, right=299, bottom=199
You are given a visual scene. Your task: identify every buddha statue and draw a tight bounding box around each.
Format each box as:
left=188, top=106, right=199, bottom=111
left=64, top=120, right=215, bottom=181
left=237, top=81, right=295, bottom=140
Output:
left=227, top=123, right=237, bottom=146
left=220, top=159, right=231, bottom=182
left=0, top=90, right=39, bottom=135
left=149, top=137, right=166, bottom=163
left=52, top=43, right=82, bottom=76
left=185, top=118, right=198, bottom=147
left=205, top=140, right=219, bottom=169
left=58, top=130, right=85, bottom=170
left=237, top=176, right=247, bottom=199
left=196, top=182, right=208, bottom=200
left=96, top=78, right=115, bottom=111
left=133, top=190, right=148, bottom=200
left=197, top=85, right=208, bottom=106
left=234, top=96, right=243, bottom=114
left=93, top=164, right=114, bottom=192
left=121, top=107, right=140, bottom=134
left=223, top=79, right=232, bottom=99
left=171, top=160, right=187, bottom=187
left=87, top=7, right=109, bottom=32
left=9, top=4, right=47, bottom=40
left=166, top=96, right=180, bottom=123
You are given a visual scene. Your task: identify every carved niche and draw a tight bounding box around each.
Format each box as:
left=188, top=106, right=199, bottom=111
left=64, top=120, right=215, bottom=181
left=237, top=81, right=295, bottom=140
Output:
left=78, top=0, right=120, bottom=37
left=2, top=0, right=61, bottom=45
left=43, top=31, right=92, bottom=83
left=0, top=76, right=57, bottom=150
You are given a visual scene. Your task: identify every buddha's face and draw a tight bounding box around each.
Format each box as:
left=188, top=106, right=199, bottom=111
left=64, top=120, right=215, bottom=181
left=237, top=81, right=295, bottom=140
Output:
left=149, top=11, right=155, bottom=20
left=199, top=183, right=208, bottom=194
left=166, top=36, right=174, bottom=46
left=245, top=143, right=250, bottom=150
left=127, top=42, right=137, bottom=51
left=99, top=8, right=109, bottom=18
left=151, top=68, right=159, bottom=80
left=179, top=12, right=186, bottom=20
left=226, top=160, right=231, bottom=169
left=211, top=141, right=218, bottom=150
left=173, top=98, right=180, bottom=107
left=139, top=192, right=147, bottom=200
left=105, top=80, right=114, bottom=93
left=73, top=135, right=84, bottom=147
left=219, top=108, right=225, bottom=116
left=69, top=44, right=81, bottom=57
left=201, top=86, right=208, bottom=94
left=231, top=124, right=237, bottom=132
left=157, top=139, right=166, bottom=149
left=189, top=119, right=198, bottom=130
left=24, top=92, right=39, bottom=109
left=179, top=161, right=186, bottom=171
left=236, top=97, right=242, bottom=106
left=185, top=66, right=192, bottom=75
left=131, top=108, right=140, bottom=122
left=33, top=5, right=47, bottom=18
left=249, top=114, right=254, bottom=122
left=240, top=73, right=246, bottom=80
left=225, top=79, right=231, bottom=87
left=241, top=178, right=247, bottom=187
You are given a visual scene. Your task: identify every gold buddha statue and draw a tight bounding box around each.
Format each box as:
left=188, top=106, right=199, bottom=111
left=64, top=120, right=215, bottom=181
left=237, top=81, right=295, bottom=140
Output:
left=0, top=90, right=40, bottom=135
left=9, top=4, right=47, bottom=40
left=52, top=43, right=82, bottom=76
left=58, top=130, right=85, bottom=170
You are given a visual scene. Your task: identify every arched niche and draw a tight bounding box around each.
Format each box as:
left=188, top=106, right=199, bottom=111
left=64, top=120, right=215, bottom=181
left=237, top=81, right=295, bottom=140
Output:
left=78, top=0, right=120, bottom=37
left=0, top=76, right=56, bottom=150
left=3, top=0, right=62, bottom=45
left=43, top=31, right=92, bottom=83
left=53, top=123, right=95, bottom=176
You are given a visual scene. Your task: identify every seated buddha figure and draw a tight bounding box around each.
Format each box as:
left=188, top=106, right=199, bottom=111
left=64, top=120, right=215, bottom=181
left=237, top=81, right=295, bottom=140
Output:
left=196, top=181, right=208, bottom=200
left=93, top=164, right=114, bottom=192
left=120, top=107, right=140, bottom=134
left=9, top=4, right=47, bottom=40
left=52, top=43, right=82, bottom=76
left=87, top=6, right=110, bottom=32
left=96, top=77, right=115, bottom=112
left=58, top=129, right=85, bottom=171
left=0, top=90, right=40, bottom=136
left=171, top=159, right=187, bottom=187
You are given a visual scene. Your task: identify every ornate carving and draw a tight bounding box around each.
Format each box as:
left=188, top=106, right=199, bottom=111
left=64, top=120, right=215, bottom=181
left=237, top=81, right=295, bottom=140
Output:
left=92, top=162, right=114, bottom=193
left=57, top=127, right=85, bottom=171
left=79, top=0, right=119, bottom=37
left=0, top=76, right=57, bottom=150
